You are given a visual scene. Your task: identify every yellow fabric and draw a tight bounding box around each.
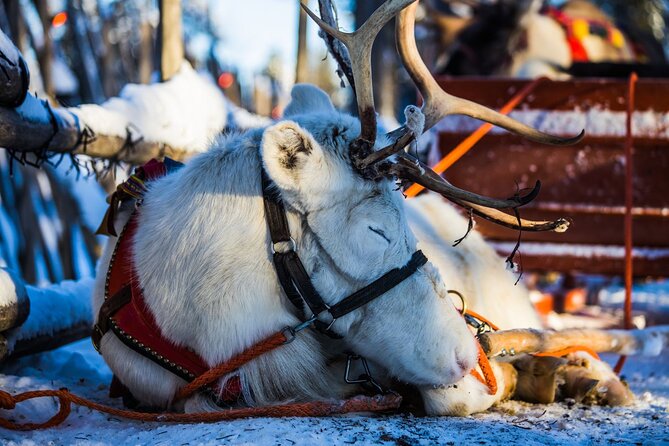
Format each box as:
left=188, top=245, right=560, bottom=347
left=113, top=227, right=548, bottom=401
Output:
left=610, top=28, right=625, bottom=48
left=571, top=19, right=590, bottom=40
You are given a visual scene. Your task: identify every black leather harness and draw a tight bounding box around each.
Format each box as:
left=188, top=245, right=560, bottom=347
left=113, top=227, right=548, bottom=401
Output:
left=261, top=169, right=428, bottom=338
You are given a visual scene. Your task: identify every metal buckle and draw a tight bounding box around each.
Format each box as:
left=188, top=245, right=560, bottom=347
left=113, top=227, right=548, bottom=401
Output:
left=281, top=315, right=317, bottom=344
left=464, top=313, right=492, bottom=337
left=271, top=237, right=297, bottom=254
left=344, top=354, right=385, bottom=394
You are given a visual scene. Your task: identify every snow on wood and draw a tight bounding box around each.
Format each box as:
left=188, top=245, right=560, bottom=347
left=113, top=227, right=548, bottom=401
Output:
left=0, top=62, right=229, bottom=163
left=490, top=241, right=669, bottom=260
left=2, top=277, right=93, bottom=360
left=0, top=269, right=29, bottom=332
left=436, top=107, right=669, bottom=139
left=480, top=326, right=669, bottom=358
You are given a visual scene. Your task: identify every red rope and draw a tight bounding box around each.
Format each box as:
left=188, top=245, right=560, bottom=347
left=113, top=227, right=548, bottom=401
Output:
left=175, top=331, right=288, bottom=401
left=0, top=328, right=402, bottom=431
left=0, top=388, right=401, bottom=431
left=615, top=72, right=638, bottom=375
left=470, top=342, right=498, bottom=395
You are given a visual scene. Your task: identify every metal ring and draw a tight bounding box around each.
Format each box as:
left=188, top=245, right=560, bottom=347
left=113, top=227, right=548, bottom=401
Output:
left=447, top=289, right=467, bottom=316
left=271, top=237, right=297, bottom=254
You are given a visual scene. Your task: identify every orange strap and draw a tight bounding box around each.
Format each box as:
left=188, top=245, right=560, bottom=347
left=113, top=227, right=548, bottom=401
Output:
left=470, top=342, right=498, bottom=395
left=175, top=331, right=287, bottom=400
left=406, top=77, right=547, bottom=198
left=534, top=345, right=601, bottom=361
left=465, top=309, right=501, bottom=332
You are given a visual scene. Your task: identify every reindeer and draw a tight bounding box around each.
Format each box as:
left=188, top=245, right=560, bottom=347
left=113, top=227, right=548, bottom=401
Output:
left=428, top=0, right=640, bottom=79
left=91, top=0, right=631, bottom=416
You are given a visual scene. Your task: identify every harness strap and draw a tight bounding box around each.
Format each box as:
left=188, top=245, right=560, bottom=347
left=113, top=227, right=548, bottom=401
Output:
left=262, top=171, right=331, bottom=316
left=329, top=251, right=427, bottom=319
left=261, top=169, right=427, bottom=337
left=92, top=285, right=132, bottom=350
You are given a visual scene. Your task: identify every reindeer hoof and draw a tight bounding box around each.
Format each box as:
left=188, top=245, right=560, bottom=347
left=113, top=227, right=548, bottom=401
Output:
left=511, top=355, right=567, bottom=404
left=594, top=378, right=634, bottom=406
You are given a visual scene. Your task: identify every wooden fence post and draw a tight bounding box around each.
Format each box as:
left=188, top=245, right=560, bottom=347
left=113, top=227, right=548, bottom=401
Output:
left=158, top=0, right=184, bottom=82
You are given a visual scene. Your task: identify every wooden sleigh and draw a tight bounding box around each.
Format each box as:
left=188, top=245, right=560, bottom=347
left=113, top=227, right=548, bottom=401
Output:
left=432, top=76, right=669, bottom=278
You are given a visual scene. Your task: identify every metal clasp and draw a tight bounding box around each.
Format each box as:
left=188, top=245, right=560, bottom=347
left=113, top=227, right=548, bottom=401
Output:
left=344, top=354, right=384, bottom=394
left=282, top=315, right=317, bottom=344
left=272, top=237, right=297, bottom=254
left=464, top=313, right=492, bottom=337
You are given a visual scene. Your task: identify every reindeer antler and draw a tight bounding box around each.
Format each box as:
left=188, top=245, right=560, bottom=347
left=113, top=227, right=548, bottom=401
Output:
left=308, top=0, right=582, bottom=232
left=303, top=0, right=416, bottom=164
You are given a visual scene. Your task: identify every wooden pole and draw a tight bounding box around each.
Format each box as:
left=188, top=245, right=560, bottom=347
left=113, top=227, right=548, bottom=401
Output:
left=34, top=0, right=53, bottom=97
left=138, top=18, right=153, bottom=84
left=295, top=0, right=309, bottom=83
left=158, top=0, right=183, bottom=82
left=0, top=25, right=28, bottom=106
left=479, top=326, right=669, bottom=358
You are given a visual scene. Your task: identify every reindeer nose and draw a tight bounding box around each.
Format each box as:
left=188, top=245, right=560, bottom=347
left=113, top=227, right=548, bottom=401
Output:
left=455, top=348, right=477, bottom=376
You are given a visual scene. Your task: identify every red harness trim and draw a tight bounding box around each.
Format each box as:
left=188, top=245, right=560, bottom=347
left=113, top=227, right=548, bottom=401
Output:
left=546, top=7, right=591, bottom=63
left=103, top=160, right=241, bottom=403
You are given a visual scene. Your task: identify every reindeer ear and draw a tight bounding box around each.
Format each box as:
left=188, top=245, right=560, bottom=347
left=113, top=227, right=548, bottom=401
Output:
left=261, top=121, right=324, bottom=192
left=283, top=84, right=335, bottom=117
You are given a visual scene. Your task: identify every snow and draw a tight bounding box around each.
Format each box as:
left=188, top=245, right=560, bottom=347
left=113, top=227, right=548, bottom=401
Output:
left=71, top=63, right=229, bottom=154
left=0, top=339, right=667, bottom=444
left=490, top=241, right=669, bottom=260
left=436, top=107, right=669, bottom=139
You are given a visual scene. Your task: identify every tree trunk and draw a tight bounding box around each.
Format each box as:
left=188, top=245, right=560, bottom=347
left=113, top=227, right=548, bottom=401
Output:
left=139, top=19, right=153, bottom=84
left=33, top=0, right=53, bottom=97
left=158, top=0, right=183, bottom=81
left=295, top=0, right=309, bottom=83
left=67, top=0, right=105, bottom=103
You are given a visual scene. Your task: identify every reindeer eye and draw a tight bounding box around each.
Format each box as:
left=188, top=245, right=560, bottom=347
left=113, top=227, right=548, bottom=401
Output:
left=368, top=226, right=390, bottom=244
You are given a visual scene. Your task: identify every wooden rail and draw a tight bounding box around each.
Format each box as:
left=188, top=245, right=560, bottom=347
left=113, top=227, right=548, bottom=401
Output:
left=434, top=77, right=669, bottom=277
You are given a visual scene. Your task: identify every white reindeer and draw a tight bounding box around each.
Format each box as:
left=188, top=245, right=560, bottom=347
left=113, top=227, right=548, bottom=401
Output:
left=92, top=0, right=629, bottom=416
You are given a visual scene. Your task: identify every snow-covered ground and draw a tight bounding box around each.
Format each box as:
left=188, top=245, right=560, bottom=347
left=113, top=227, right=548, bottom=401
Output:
left=1, top=339, right=667, bottom=445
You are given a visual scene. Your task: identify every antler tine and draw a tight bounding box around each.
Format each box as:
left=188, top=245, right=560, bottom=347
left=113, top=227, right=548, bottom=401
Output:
left=303, top=0, right=417, bottom=161
left=384, top=153, right=571, bottom=231
left=455, top=200, right=571, bottom=233
left=386, top=152, right=540, bottom=209
left=395, top=2, right=584, bottom=144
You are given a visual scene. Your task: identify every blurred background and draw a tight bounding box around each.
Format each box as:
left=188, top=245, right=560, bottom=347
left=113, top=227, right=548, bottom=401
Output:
left=5, top=0, right=668, bottom=121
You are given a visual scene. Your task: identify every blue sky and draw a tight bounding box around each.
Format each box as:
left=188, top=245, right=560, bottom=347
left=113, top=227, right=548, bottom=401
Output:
left=211, top=0, right=353, bottom=84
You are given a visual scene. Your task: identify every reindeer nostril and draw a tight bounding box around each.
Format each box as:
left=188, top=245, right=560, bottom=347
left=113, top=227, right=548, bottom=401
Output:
left=455, top=350, right=476, bottom=374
